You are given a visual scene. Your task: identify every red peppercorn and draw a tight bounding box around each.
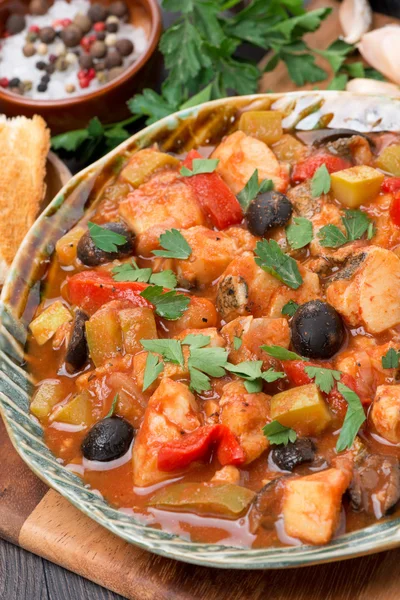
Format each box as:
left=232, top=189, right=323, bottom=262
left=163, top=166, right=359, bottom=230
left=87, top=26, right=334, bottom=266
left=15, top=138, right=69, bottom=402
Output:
left=87, top=68, right=96, bottom=80
left=93, top=22, right=106, bottom=32
left=79, top=78, right=90, bottom=88
left=77, top=69, right=86, bottom=80
left=62, top=18, right=72, bottom=27
left=0, top=77, right=9, bottom=88
left=29, top=24, right=40, bottom=33
left=80, top=37, right=91, bottom=52
left=88, top=34, right=97, bottom=43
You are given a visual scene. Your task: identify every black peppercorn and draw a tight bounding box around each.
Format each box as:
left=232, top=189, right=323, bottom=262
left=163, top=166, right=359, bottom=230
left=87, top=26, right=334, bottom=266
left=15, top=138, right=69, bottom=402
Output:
left=29, top=0, right=49, bottom=16
left=36, top=61, right=47, bottom=70
left=37, top=82, right=48, bottom=92
left=8, top=77, right=21, bottom=88
left=104, top=48, right=122, bottom=69
left=6, top=14, right=26, bottom=35
left=79, top=53, right=93, bottom=69
left=45, top=63, right=56, bottom=74
left=88, top=3, right=108, bottom=23
left=106, top=21, right=118, bottom=33
left=41, top=74, right=51, bottom=84
left=96, top=31, right=106, bottom=41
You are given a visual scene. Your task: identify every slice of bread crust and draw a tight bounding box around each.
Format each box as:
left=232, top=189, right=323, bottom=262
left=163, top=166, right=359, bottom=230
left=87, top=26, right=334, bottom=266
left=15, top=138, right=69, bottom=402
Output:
left=0, top=114, right=50, bottom=283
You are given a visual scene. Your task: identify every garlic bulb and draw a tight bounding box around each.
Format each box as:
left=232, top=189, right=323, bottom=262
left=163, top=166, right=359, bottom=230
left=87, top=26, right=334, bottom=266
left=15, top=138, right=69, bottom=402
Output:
left=346, top=78, right=400, bottom=97
left=358, top=26, right=400, bottom=85
left=339, top=0, right=372, bottom=44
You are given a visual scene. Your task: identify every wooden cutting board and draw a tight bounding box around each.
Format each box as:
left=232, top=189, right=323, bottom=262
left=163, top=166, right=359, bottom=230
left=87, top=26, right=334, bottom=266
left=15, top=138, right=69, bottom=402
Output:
left=3, top=2, right=400, bottom=599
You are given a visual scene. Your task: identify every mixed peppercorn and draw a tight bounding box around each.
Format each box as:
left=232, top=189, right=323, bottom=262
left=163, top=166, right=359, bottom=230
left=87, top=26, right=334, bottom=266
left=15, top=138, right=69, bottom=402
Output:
left=0, top=0, right=138, bottom=97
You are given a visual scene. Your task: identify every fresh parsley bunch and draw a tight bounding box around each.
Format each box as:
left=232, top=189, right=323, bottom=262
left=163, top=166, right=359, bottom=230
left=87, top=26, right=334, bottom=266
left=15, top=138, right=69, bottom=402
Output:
left=51, top=0, right=332, bottom=159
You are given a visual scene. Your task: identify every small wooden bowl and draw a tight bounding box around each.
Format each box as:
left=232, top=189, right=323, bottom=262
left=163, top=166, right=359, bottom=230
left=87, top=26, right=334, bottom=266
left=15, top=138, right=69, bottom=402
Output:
left=0, top=0, right=162, bottom=133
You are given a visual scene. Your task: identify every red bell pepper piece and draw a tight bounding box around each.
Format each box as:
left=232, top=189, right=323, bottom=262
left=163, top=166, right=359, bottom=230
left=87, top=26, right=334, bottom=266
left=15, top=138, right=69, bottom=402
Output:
left=157, top=424, right=245, bottom=472
left=282, top=360, right=362, bottom=420
left=67, top=271, right=151, bottom=315
left=381, top=177, right=400, bottom=194
left=182, top=150, right=243, bottom=229
left=291, top=154, right=351, bottom=184
left=390, top=191, right=400, bottom=227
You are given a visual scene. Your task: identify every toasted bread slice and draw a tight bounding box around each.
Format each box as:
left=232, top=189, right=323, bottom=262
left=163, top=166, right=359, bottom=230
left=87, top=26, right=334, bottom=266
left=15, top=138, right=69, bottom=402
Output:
left=0, top=115, right=50, bottom=284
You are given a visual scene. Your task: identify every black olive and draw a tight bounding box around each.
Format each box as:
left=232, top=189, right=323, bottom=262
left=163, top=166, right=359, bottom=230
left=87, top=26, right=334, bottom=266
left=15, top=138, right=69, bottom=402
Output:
left=81, top=416, right=134, bottom=462
left=65, top=310, right=89, bottom=372
left=271, top=438, right=315, bottom=472
left=246, top=191, right=293, bottom=236
left=291, top=300, right=344, bottom=359
left=77, top=222, right=135, bottom=266
left=296, top=129, right=374, bottom=147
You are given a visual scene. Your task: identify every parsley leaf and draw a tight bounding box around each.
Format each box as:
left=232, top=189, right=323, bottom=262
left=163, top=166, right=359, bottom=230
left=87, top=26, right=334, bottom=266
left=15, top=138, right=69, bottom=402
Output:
left=188, top=366, right=211, bottom=394
left=180, top=158, right=219, bottom=177
left=140, top=338, right=184, bottom=366
left=281, top=300, right=299, bottom=317
left=342, top=210, right=370, bottom=241
left=87, top=222, right=127, bottom=253
left=182, top=334, right=210, bottom=348
left=149, top=270, right=177, bottom=289
left=261, top=345, right=305, bottom=362
left=143, top=353, right=164, bottom=391
left=233, top=336, right=242, bottom=350
left=311, top=164, right=331, bottom=197
left=112, top=260, right=177, bottom=289
left=112, top=260, right=152, bottom=283
left=140, top=286, right=190, bottom=320
left=106, top=393, right=119, bottom=417
left=318, top=210, right=372, bottom=249
left=286, top=217, right=313, bottom=250
left=336, top=383, right=366, bottom=452
left=255, top=239, right=303, bottom=290
left=226, top=361, right=285, bottom=393
left=263, top=421, right=297, bottom=446
left=318, top=224, right=348, bottom=248
left=236, top=169, right=274, bottom=211
left=152, top=229, right=192, bottom=260
left=188, top=347, right=229, bottom=378
left=304, top=366, right=341, bottom=394
left=382, top=347, right=400, bottom=369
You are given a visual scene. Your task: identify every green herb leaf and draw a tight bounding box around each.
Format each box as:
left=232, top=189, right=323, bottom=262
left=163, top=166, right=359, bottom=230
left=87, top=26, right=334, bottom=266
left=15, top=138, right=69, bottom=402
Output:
left=244, top=379, right=263, bottom=393
left=51, top=129, right=89, bottom=152
left=143, top=353, right=164, bottom=391
left=236, top=169, right=274, bottom=211
left=304, top=366, right=341, bottom=394
left=180, top=158, right=219, bottom=177
left=106, top=393, right=119, bottom=418
left=311, top=164, right=331, bottom=197
left=226, top=360, right=264, bottom=380
left=263, top=421, right=297, bottom=445
left=188, top=346, right=229, bottom=378
left=149, top=270, right=177, bottom=289
left=140, top=286, right=190, bottom=321
left=188, top=366, right=211, bottom=394
left=182, top=334, right=211, bottom=348
left=342, top=210, right=370, bottom=241
left=336, top=383, right=366, bottom=452
left=286, top=217, right=313, bottom=250
left=87, top=222, right=127, bottom=253
left=255, top=239, right=303, bottom=290
left=327, top=73, right=348, bottom=91
left=112, top=260, right=152, bottom=283
left=152, top=229, right=192, bottom=260
left=318, top=224, right=348, bottom=248
left=233, top=336, right=242, bottom=350
left=261, top=345, right=305, bottom=362
left=382, top=347, right=400, bottom=369
left=140, top=338, right=184, bottom=366
left=261, top=368, right=286, bottom=383
left=318, top=210, right=372, bottom=249
left=281, top=300, right=299, bottom=317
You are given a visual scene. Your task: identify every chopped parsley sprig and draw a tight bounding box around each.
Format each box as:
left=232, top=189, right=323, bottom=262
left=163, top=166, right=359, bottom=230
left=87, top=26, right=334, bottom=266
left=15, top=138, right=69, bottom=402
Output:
left=88, top=222, right=127, bottom=253
left=263, top=421, right=297, bottom=446
left=318, top=210, right=373, bottom=248
left=112, top=259, right=177, bottom=289
left=180, top=158, right=219, bottom=177
left=152, top=229, right=192, bottom=260
left=311, top=164, right=331, bottom=197
left=255, top=239, right=303, bottom=290
left=237, top=169, right=274, bottom=211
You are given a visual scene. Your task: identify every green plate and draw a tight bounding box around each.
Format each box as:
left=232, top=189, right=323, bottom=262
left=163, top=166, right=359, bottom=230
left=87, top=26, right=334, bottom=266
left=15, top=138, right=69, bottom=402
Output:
left=2, top=92, right=400, bottom=569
